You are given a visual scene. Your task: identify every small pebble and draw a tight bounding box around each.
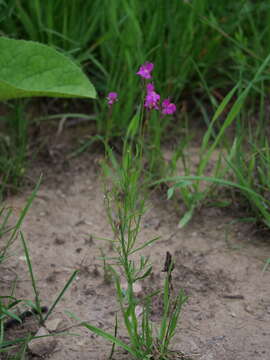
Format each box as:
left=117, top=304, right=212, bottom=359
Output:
left=28, top=327, right=57, bottom=356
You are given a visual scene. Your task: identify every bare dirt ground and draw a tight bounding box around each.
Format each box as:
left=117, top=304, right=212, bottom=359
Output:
left=2, top=133, right=270, bottom=360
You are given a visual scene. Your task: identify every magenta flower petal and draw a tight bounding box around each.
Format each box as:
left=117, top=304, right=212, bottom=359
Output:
left=144, top=90, right=160, bottom=110
left=107, top=92, right=118, bottom=106
left=136, top=62, right=154, bottom=79
left=162, top=99, right=170, bottom=107
left=162, top=99, right=176, bottom=115
left=144, top=62, right=154, bottom=72
left=146, top=83, right=155, bottom=93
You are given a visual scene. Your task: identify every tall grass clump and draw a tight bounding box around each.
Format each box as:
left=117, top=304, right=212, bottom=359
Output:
left=95, top=0, right=238, bottom=135
left=0, top=0, right=100, bottom=64
left=160, top=51, right=270, bottom=228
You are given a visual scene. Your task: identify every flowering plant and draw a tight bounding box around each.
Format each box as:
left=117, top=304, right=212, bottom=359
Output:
left=107, top=92, right=118, bottom=106
left=162, top=99, right=176, bottom=115
left=137, top=62, right=176, bottom=114
left=83, top=62, right=187, bottom=360
left=136, top=62, right=154, bottom=79
left=145, top=83, right=160, bottom=110
left=107, top=61, right=176, bottom=116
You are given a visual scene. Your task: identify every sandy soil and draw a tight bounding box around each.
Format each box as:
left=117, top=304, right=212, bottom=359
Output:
left=1, top=146, right=270, bottom=360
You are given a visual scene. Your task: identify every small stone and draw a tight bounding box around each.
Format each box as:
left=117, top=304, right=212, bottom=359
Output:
left=28, top=327, right=57, bottom=356
left=19, top=256, right=27, bottom=262
left=45, top=318, right=62, bottom=332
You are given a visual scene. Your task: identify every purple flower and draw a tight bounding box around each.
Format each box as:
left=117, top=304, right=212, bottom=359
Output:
left=162, top=99, right=176, bottom=115
left=136, top=62, right=154, bottom=79
left=144, top=83, right=160, bottom=110
left=145, top=91, right=160, bottom=110
left=146, top=83, right=155, bottom=92
left=107, top=92, right=118, bottom=106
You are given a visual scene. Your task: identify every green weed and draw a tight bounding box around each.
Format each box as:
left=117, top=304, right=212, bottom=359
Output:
left=70, top=83, right=187, bottom=358
left=0, top=180, right=77, bottom=357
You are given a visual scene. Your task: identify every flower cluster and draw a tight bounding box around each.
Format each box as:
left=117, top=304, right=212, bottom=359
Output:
left=106, top=62, right=176, bottom=116
left=144, top=83, right=160, bottom=110
left=136, top=62, right=176, bottom=115
left=162, top=99, right=176, bottom=115
left=107, top=92, right=118, bottom=106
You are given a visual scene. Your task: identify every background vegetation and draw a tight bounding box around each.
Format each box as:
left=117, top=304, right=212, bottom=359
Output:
left=0, top=0, right=270, bottom=224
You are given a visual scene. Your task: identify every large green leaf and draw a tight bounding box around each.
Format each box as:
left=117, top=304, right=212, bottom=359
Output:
left=0, top=37, right=96, bottom=100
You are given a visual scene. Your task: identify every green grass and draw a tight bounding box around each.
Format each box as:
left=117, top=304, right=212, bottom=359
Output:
left=0, top=182, right=78, bottom=357
left=0, top=181, right=39, bottom=355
